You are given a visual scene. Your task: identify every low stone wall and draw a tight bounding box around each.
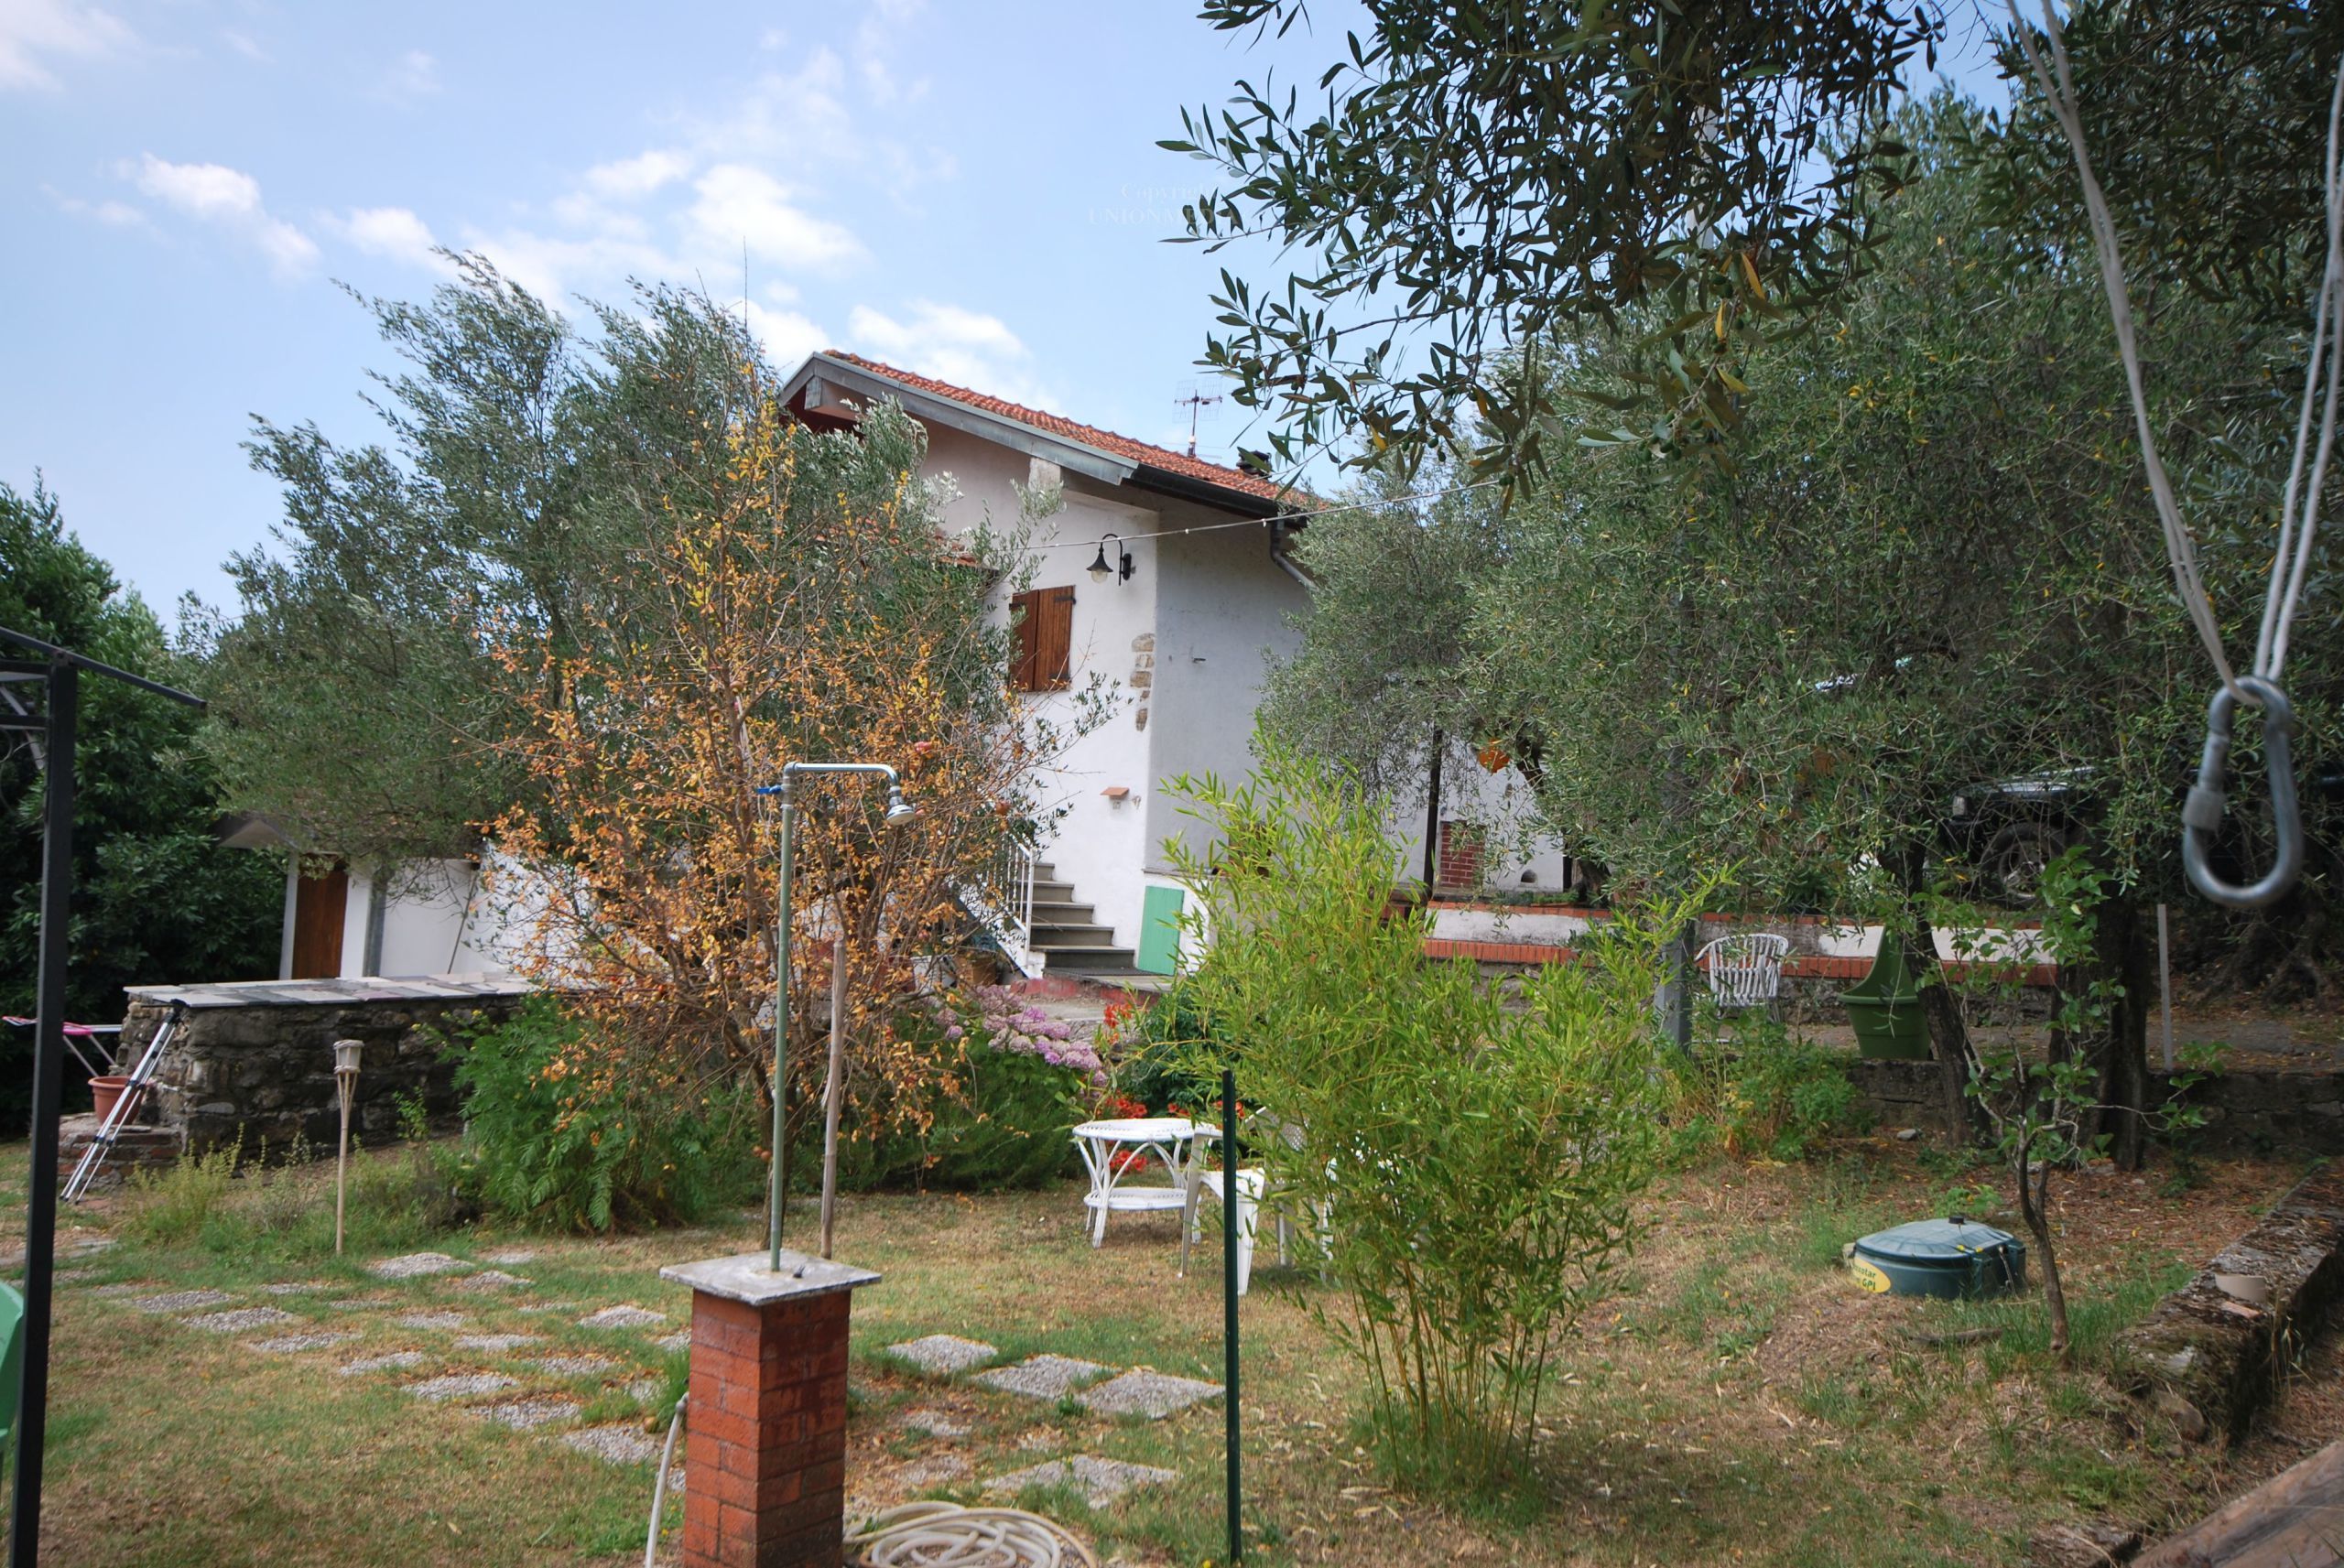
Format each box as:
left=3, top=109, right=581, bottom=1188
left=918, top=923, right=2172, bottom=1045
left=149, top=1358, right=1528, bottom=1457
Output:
left=120, top=976, right=536, bottom=1156
left=1841, top=1059, right=2344, bottom=1158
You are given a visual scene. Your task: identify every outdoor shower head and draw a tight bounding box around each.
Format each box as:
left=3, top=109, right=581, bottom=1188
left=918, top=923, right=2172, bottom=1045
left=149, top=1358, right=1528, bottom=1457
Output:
left=884, top=787, right=917, bottom=827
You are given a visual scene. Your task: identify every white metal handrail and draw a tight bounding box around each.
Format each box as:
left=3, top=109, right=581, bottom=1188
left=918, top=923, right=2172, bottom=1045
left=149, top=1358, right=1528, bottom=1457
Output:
left=971, top=825, right=1041, bottom=977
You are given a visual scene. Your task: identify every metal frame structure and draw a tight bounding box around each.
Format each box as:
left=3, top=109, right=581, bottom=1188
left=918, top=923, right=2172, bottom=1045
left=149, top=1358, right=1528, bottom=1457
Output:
left=751, top=762, right=914, bottom=1273
left=1, top=623, right=203, bottom=1568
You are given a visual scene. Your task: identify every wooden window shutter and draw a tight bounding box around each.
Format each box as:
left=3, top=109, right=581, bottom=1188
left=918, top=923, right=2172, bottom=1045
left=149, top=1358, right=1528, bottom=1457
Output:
left=1036, top=585, right=1074, bottom=691
left=1009, top=589, right=1039, bottom=690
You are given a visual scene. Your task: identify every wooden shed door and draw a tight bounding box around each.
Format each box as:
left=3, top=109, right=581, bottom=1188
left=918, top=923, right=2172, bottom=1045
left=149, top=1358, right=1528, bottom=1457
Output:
left=289, top=865, right=348, bottom=979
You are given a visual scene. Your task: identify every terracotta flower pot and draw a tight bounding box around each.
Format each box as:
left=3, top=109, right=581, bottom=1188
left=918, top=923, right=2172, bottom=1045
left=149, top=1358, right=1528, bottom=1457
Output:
left=89, top=1076, right=136, bottom=1124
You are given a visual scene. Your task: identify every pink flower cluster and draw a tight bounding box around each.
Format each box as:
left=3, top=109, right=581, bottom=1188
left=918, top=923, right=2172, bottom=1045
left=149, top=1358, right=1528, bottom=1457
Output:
left=969, top=985, right=1107, bottom=1086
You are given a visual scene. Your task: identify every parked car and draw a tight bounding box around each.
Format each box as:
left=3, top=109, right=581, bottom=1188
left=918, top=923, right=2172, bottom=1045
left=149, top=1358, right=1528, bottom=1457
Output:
left=1946, top=762, right=2340, bottom=907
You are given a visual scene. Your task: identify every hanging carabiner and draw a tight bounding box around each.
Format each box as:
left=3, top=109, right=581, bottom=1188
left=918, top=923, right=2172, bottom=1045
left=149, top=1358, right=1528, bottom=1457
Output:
left=2181, top=675, right=2304, bottom=910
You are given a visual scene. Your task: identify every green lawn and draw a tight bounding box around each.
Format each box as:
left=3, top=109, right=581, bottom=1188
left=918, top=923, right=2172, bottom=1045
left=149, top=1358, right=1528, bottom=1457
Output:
left=0, top=1136, right=2317, bottom=1565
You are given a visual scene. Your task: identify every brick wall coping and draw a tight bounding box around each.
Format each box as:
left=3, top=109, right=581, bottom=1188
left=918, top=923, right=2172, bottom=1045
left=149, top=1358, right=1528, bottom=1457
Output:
left=1423, top=936, right=2058, bottom=988
left=660, top=1250, right=882, bottom=1306
left=125, top=973, right=536, bottom=1011
left=1425, top=900, right=2045, bottom=932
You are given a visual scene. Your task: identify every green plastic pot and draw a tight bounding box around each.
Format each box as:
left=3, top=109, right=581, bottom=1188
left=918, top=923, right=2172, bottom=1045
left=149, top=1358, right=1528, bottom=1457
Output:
left=1842, top=935, right=1931, bottom=1060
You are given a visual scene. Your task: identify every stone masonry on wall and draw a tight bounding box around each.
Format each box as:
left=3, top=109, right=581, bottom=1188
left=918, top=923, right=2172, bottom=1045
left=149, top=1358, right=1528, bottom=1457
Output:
left=1841, top=1058, right=2344, bottom=1159
left=119, top=975, right=536, bottom=1156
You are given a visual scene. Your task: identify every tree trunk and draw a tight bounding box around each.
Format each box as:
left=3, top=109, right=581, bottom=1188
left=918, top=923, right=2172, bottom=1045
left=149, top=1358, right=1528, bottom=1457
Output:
left=2092, top=894, right=2152, bottom=1172
left=1904, top=903, right=1978, bottom=1146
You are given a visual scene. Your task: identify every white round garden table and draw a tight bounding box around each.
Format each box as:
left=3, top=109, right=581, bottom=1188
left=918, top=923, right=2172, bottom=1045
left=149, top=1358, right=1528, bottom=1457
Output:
left=1070, top=1117, right=1214, bottom=1248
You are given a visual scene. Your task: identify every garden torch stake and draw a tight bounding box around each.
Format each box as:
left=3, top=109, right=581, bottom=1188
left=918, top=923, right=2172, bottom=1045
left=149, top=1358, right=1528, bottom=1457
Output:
left=332, top=1038, right=362, bottom=1254
left=1223, top=1066, right=1243, bottom=1563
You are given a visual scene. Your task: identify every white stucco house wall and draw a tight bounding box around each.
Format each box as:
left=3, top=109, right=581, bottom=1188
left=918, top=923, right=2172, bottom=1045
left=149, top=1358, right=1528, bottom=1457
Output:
left=249, top=351, right=1569, bottom=985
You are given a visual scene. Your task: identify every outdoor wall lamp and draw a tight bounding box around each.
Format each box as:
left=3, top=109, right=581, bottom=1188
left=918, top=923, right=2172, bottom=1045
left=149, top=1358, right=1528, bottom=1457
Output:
left=751, top=762, right=916, bottom=1272
left=1087, top=533, right=1134, bottom=585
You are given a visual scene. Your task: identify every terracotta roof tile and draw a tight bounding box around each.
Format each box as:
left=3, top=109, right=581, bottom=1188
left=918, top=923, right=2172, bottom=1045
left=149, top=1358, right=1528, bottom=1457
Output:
left=821, top=352, right=1293, bottom=508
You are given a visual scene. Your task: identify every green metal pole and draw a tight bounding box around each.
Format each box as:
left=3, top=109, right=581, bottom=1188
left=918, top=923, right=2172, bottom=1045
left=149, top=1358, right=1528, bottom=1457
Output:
left=768, top=784, right=795, bottom=1272
left=1223, top=1066, right=1242, bottom=1562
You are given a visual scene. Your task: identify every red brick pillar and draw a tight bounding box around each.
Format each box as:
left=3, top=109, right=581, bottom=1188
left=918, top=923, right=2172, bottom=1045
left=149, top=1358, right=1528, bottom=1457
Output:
left=659, top=1251, right=882, bottom=1568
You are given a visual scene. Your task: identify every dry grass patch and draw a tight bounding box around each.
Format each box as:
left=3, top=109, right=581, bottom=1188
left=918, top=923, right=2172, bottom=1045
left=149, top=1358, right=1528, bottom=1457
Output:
left=0, top=1137, right=2331, bottom=1565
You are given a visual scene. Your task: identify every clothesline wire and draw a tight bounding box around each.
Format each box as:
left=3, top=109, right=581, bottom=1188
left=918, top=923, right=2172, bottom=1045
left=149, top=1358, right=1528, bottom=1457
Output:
left=2008, top=0, right=2344, bottom=694
left=1011, top=477, right=1507, bottom=553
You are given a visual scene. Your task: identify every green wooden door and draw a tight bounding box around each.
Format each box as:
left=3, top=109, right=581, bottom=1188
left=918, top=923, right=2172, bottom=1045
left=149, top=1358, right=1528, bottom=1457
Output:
left=1137, top=886, right=1184, bottom=975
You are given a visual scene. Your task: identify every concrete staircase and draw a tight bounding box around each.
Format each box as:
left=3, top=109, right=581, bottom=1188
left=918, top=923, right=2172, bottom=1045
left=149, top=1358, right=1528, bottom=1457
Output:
left=1027, top=860, right=1144, bottom=977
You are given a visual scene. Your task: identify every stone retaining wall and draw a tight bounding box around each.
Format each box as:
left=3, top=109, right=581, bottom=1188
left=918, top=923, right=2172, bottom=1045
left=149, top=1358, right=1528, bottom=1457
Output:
left=1842, top=1058, right=2344, bottom=1157
left=119, top=976, right=536, bottom=1156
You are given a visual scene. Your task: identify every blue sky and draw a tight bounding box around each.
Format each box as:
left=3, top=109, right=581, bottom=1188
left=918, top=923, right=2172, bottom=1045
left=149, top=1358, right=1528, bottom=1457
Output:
left=2, top=2, right=2006, bottom=619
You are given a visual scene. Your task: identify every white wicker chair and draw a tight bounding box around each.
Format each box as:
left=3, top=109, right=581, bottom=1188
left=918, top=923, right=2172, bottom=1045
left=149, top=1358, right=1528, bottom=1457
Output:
left=1693, top=932, right=1792, bottom=1015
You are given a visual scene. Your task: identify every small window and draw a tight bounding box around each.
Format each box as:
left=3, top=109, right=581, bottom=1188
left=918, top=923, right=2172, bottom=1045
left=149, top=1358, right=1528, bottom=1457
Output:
left=1010, top=586, right=1075, bottom=692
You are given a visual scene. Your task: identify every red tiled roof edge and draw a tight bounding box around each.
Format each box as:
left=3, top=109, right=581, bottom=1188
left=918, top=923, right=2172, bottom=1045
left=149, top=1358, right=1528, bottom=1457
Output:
left=819, top=351, right=1297, bottom=507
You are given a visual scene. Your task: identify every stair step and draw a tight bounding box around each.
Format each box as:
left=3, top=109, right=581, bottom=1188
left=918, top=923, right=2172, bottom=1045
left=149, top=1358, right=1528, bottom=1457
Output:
left=1037, top=946, right=1140, bottom=971
left=1033, top=925, right=1121, bottom=947
left=1029, top=861, right=1058, bottom=881
left=1030, top=901, right=1096, bottom=925
left=1028, top=880, right=1076, bottom=903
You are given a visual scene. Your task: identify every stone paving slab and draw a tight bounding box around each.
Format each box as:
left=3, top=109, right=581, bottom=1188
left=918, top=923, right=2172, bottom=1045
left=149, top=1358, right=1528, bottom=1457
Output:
left=453, top=1333, right=542, bottom=1354
left=183, top=1306, right=297, bottom=1335
left=529, top=1355, right=617, bottom=1378
left=473, top=1398, right=581, bottom=1431
left=983, top=1455, right=1177, bottom=1508
left=515, top=1301, right=581, bottom=1316
left=899, top=1409, right=971, bottom=1439
left=52, top=1268, right=96, bottom=1285
left=370, top=1252, right=472, bottom=1280
left=577, top=1304, right=666, bottom=1330
left=559, top=1423, right=662, bottom=1465
left=134, top=1289, right=233, bottom=1314
left=250, top=1331, right=364, bottom=1354
left=262, top=1281, right=329, bottom=1296
left=326, top=1297, right=393, bottom=1312
left=452, top=1270, right=532, bottom=1293
left=407, top=1373, right=518, bottom=1402
left=887, top=1334, right=998, bottom=1377
left=394, top=1311, right=468, bottom=1331
left=971, top=1355, right=1112, bottom=1401
left=1076, top=1368, right=1224, bottom=1420
left=338, top=1351, right=429, bottom=1377
left=900, top=1454, right=973, bottom=1487
left=650, top=1331, right=689, bottom=1354
left=481, top=1248, right=538, bottom=1266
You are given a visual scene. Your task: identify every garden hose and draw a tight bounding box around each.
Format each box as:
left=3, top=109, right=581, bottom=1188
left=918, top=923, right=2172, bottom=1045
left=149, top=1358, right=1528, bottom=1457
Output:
left=844, top=1501, right=1100, bottom=1568
left=644, top=1394, right=687, bottom=1568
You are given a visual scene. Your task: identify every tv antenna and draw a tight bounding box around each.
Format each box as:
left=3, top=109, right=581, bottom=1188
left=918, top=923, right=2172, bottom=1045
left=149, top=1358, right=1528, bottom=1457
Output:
left=1176, top=388, right=1222, bottom=459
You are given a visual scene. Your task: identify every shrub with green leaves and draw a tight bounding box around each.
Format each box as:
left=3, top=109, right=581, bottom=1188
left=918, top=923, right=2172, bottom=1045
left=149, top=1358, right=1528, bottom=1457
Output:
left=840, top=990, right=1093, bottom=1192
left=1662, top=1020, right=1867, bottom=1163
left=1166, top=742, right=1680, bottom=1488
left=450, top=995, right=765, bottom=1232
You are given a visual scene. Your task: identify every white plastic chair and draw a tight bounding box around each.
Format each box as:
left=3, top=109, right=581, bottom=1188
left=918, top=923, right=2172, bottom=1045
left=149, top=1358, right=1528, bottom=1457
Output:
left=1693, top=932, right=1791, bottom=1013
left=1178, top=1112, right=1322, bottom=1296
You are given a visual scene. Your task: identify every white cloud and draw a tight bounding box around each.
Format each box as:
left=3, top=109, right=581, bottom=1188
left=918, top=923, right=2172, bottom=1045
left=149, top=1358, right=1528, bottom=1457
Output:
left=743, top=301, right=829, bottom=370
left=688, top=164, right=861, bottom=272
left=0, top=0, right=132, bottom=92
left=333, top=206, right=452, bottom=273
left=847, top=300, right=1050, bottom=406
left=376, top=49, right=438, bottom=102
left=222, top=30, right=269, bottom=64
left=47, top=186, right=145, bottom=228
left=584, top=149, right=691, bottom=201
left=133, top=154, right=261, bottom=221
left=127, top=154, right=316, bottom=276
